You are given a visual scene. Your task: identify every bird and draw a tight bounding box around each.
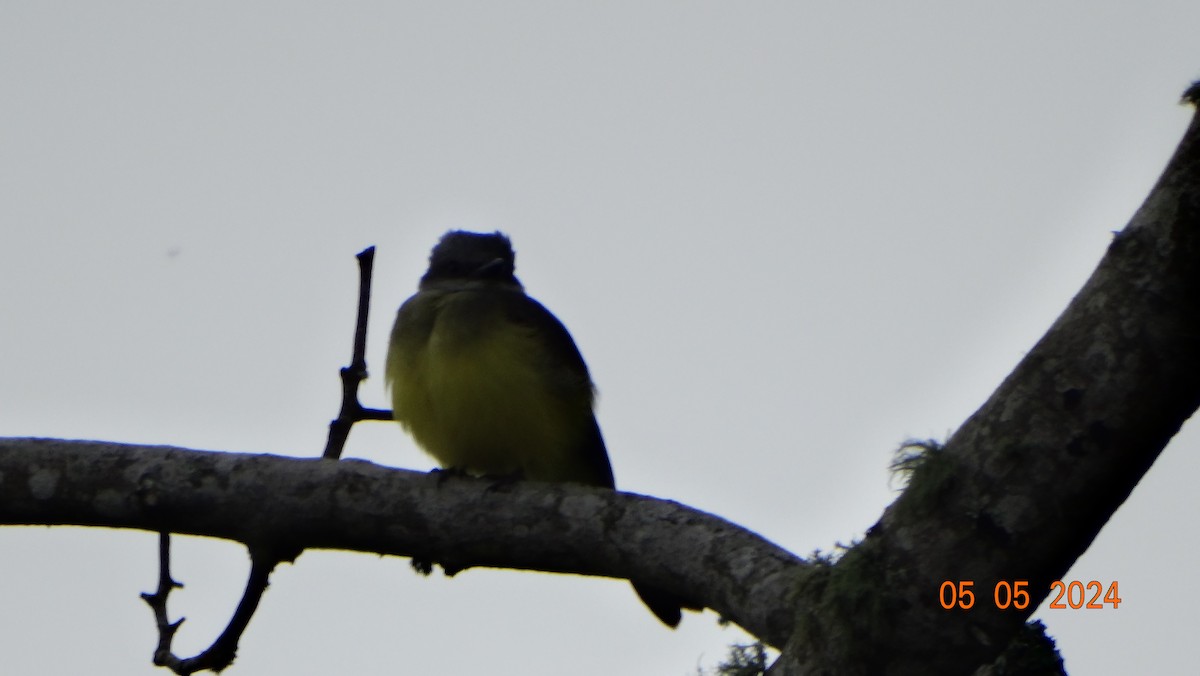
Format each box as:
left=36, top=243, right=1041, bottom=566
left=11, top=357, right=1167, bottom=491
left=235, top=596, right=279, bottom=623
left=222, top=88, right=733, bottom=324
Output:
left=384, top=229, right=688, bottom=627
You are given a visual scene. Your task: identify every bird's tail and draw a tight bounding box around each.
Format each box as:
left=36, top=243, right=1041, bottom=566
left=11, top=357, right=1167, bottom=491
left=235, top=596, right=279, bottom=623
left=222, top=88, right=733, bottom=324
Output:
left=631, top=581, right=701, bottom=628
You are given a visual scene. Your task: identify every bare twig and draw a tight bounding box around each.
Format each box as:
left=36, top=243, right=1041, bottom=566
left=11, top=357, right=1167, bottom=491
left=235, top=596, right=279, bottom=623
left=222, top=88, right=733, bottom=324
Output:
left=141, top=533, right=279, bottom=674
left=142, top=533, right=184, bottom=665
left=323, top=245, right=393, bottom=460
left=139, top=246, right=392, bottom=671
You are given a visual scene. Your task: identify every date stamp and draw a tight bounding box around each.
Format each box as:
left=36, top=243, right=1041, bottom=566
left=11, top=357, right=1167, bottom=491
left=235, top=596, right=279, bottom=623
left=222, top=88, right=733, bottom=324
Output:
left=939, top=580, right=1121, bottom=610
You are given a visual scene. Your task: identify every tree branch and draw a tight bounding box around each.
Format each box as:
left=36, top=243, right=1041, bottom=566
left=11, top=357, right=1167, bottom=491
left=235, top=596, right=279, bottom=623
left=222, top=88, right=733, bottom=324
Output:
left=141, top=533, right=278, bottom=674
left=323, top=245, right=393, bottom=461
left=135, top=244, right=394, bottom=674
left=769, top=86, right=1200, bottom=674
left=0, top=437, right=804, bottom=648
left=142, top=533, right=185, bottom=667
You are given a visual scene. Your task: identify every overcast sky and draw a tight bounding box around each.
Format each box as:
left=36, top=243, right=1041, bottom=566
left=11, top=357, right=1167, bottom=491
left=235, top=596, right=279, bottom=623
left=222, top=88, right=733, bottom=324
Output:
left=3, top=3, right=1200, bottom=674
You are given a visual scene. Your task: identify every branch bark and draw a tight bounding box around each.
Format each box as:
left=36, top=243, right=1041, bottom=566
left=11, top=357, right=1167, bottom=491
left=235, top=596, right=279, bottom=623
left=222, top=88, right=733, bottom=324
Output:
left=0, top=437, right=804, bottom=648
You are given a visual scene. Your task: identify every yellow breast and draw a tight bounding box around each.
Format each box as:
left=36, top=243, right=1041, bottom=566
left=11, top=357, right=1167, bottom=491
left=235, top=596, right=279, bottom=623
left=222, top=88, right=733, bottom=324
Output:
left=386, top=289, right=594, bottom=482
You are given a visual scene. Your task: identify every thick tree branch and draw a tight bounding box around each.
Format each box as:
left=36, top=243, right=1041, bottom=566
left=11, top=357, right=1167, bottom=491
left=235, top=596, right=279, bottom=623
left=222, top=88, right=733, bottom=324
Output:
left=0, top=437, right=804, bottom=647
left=769, top=87, right=1200, bottom=674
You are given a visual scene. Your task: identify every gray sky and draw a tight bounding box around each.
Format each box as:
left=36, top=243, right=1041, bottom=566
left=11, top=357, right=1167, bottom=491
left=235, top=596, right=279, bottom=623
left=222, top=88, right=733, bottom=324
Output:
left=3, top=2, right=1199, bottom=674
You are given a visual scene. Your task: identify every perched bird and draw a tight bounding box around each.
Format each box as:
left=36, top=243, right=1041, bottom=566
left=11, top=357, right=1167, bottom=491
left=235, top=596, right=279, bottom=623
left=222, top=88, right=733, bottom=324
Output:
left=385, top=230, right=688, bottom=627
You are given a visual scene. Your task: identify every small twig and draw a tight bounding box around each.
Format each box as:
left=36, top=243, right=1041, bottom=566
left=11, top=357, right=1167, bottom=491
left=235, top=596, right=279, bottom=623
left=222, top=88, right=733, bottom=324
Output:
left=142, top=533, right=280, bottom=674
left=140, top=247, right=392, bottom=672
left=142, top=532, right=184, bottom=665
left=323, top=245, right=393, bottom=460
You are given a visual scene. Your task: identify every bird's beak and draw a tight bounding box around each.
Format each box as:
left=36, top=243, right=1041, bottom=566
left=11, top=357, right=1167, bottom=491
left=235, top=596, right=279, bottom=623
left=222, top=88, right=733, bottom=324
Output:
left=473, top=257, right=510, bottom=277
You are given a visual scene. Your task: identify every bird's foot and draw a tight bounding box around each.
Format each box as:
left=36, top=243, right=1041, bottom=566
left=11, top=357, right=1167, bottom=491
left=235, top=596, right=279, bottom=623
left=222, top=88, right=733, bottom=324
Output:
left=483, top=470, right=525, bottom=493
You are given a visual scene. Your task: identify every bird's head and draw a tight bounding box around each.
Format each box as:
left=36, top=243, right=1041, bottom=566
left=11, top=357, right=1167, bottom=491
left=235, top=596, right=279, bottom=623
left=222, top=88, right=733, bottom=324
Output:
left=420, top=230, right=522, bottom=290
